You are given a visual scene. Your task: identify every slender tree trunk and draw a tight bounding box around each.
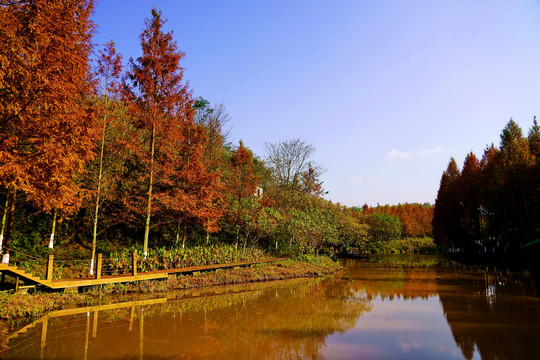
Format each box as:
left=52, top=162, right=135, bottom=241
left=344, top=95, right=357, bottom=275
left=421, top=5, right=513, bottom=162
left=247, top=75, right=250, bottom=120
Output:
left=182, top=224, right=187, bottom=249
left=90, top=107, right=108, bottom=275
left=143, top=121, right=156, bottom=259
left=48, top=210, right=57, bottom=249
left=2, top=188, right=16, bottom=264
left=235, top=225, right=239, bottom=249
left=0, top=194, right=9, bottom=253
left=175, top=221, right=180, bottom=247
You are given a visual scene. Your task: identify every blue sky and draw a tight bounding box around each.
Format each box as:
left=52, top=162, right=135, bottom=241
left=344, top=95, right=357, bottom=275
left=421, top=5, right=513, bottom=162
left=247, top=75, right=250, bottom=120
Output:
left=92, top=0, right=540, bottom=207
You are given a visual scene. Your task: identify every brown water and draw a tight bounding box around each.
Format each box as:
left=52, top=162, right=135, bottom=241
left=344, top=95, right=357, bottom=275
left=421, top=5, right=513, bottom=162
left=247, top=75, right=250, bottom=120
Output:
left=2, top=255, right=540, bottom=360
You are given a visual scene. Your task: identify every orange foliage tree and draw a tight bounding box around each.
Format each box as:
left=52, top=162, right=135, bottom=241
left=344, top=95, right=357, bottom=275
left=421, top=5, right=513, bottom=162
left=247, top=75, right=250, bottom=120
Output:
left=225, top=142, right=262, bottom=248
left=123, top=8, right=222, bottom=255
left=0, top=0, right=97, bottom=258
left=89, top=40, right=123, bottom=273
left=163, top=119, right=224, bottom=248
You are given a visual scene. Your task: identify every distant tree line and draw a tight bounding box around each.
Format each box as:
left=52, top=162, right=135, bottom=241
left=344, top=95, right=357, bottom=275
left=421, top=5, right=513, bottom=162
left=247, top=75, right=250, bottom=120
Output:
left=358, top=203, right=433, bottom=238
left=433, top=118, right=540, bottom=256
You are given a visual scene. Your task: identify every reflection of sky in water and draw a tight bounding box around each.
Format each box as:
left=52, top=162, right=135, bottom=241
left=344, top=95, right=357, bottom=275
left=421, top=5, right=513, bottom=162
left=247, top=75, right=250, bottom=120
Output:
left=323, top=296, right=465, bottom=360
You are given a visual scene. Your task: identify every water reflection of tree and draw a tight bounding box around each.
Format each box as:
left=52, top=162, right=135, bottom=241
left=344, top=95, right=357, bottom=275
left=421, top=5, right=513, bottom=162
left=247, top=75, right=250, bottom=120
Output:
left=342, top=258, right=438, bottom=300
left=4, top=278, right=371, bottom=360
left=436, top=269, right=540, bottom=360
left=148, top=278, right=372, bottom=360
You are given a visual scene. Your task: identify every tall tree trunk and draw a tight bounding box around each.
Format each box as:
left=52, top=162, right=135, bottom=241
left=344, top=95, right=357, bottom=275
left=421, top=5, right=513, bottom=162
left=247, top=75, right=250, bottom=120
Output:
left=89, top=85, right=109, bottom=275
left=2, top=187, right=16, bottom=264
left=90, top=105, right=108, bottom=275
left=0, top=194, right=8, bottom=253
left=48, top=210, right=57, bottom=249
left=175, top=221, right=180, bottom=247
left=182, top=224, right=186, bottom=249
left=143, top=121, right=156, bottom=259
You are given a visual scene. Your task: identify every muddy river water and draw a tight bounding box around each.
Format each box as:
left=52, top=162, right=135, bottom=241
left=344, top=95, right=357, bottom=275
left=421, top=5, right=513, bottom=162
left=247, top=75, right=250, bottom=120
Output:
left=2, top=255, right=540, bottom=359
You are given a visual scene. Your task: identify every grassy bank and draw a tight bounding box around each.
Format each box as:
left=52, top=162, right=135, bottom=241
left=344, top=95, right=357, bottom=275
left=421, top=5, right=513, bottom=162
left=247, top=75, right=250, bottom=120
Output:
left=0, top=256, right=341, bottom=321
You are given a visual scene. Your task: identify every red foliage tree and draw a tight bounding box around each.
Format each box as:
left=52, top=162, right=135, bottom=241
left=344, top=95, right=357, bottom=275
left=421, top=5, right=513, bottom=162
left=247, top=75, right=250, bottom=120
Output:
left=89, top=40, right=123, bottom=273
left=0, top=0, right=97, bottom=256
left=226, top=142, right=261, bottom=247
left=124, top=8, right=222, bottom=254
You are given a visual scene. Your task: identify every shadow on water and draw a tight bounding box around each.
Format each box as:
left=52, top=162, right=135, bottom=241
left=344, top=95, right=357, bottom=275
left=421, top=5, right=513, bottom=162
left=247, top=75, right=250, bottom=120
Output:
left=436, top=267, right=540, bottom=360
left=2, top=255, right=540, bottom=360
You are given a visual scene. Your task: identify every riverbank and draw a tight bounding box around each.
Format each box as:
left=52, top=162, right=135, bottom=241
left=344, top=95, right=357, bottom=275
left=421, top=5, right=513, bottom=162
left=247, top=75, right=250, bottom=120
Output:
left=0, top=256, right=341, bottom=321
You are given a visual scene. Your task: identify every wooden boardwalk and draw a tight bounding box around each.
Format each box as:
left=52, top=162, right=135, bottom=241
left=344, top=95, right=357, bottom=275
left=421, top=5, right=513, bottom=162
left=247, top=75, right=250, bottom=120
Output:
left=0, top=256, right=288, bottom=291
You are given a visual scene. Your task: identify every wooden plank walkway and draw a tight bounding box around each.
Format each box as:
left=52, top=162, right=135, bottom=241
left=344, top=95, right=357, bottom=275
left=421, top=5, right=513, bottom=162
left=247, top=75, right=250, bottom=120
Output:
left=0, top=257, right=288, bottom=291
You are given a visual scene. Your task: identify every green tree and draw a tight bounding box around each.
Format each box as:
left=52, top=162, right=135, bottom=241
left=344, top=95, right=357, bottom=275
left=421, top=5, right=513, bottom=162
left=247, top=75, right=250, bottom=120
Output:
left=334, top=205, right=369, bottom=252
left=365, top=213, right=402, bottom=244
left=290, top=205, right=339, bottom=255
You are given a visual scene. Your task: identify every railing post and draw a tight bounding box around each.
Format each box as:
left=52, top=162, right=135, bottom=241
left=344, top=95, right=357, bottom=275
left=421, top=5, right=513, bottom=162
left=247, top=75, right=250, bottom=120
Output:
left=46, top=255, right=54, bottom=282
left=41, top=315, right=48, bottom=357
left=132, top=252, right=137, bottom=276
left=96, top=254, right=102, bottom=280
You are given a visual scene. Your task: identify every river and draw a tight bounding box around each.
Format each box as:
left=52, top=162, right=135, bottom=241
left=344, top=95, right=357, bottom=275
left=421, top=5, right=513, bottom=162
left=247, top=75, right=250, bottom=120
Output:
left=2, top=255, right=540, bottom=359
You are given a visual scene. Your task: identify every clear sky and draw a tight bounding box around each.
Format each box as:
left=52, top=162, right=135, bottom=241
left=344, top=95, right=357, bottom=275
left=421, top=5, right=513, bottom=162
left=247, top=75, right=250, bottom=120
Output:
left=91, top=0, right=540, bottom=207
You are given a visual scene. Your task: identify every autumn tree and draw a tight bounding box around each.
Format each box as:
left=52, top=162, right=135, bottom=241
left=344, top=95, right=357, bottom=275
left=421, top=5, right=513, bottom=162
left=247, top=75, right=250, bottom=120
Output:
left=122, top=9, right=224, bottom=253
left=225, top=141, right=261, bottom=248
left=528, top=117, right=540, bottom=160
left=162, top=118, right=224, bottom=248
left=0, top=0, right=97, bottom=259
left=432, top=158, right=462, bottom=248
left=527, top=117, right=540, bottom=235
left=478, top=144, right=499, bottom=244
left=124, top=8, right=194, bottom=257
left=496, top=119, right=534, bottom=247
left=460, top=152, right=482, bottom=242
left=89, top=40, right=123, bottom=274
left=433, top=118, right=540, bottom=256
